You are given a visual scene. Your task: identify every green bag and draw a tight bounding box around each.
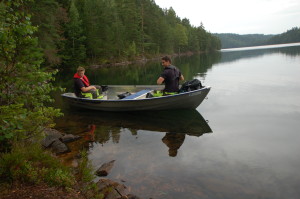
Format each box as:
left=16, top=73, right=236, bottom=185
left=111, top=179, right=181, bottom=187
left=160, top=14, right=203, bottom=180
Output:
left=81, top=89, right=103, bottom=99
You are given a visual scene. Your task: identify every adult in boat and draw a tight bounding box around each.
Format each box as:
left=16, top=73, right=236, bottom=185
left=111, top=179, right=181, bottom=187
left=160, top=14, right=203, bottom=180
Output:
left=73, top=66, right=102, bottom=99
left=156, top=56, right=184, bottom=96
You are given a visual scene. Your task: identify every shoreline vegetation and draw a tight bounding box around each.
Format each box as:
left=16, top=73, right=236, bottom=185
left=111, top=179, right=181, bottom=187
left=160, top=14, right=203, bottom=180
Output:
left=88, top=51, right=196, bottom=69
left=1, top=128, right=141, bottom=199
left=214, top=27, right=300, bottom=49
left=0, top=149, right=140, bottom=199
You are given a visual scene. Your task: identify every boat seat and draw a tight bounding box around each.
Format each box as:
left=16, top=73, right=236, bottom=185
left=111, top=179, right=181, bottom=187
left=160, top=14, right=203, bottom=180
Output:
left=122, top=89, right=153, bottom=100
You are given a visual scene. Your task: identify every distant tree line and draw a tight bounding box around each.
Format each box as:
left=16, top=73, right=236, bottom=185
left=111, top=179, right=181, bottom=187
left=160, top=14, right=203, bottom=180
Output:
left=214, top=33, right=273, bottom=49
left=25, top=0, right=221, bottom=68
left=214, top=27, right=300, bottom=49
left=266, top=27, right=300, bottom=45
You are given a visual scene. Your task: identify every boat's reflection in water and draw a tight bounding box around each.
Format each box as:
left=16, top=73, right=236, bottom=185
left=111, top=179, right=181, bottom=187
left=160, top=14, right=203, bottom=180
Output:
left=56, top=109, right=212, bottom=157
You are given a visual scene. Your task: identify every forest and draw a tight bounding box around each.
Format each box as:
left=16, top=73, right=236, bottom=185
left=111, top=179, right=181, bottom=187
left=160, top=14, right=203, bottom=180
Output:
left=266, top=27, right=300, bottom=45
left=18, top=0, right=222, bottom=68
left=215, top=27, right=300, bottom=49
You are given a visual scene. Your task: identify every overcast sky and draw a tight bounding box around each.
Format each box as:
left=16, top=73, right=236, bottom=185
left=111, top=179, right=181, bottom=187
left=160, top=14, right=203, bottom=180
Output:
left=154, top=0, right=300, bottom=35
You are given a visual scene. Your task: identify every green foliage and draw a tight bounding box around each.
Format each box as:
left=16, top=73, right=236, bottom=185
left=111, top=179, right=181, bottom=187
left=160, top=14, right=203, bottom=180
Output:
left=76, top=150, right=95, bottom=183
left=215, top=27, right=300, bottom=49
left=267, top=27, right=300, bottom=44
left=0, top=143, right=75, bottom=187
left=12, top=0, right=299, bottom=64
left=83, top=0, right=108, bottom=60
left=174, top=23, right=188, bottom=53
left=126, top=41, right=137, bottom=60
left=0, top=144, right=107, bottom=198
left=20, top=0, right=221, bottom=65
left=28, top=0, right=62, bottom=66
left=76, top=150, right=106, bottom=199
left=61, top=0, right=86, bottom=67
left=214, top=33, right=273, bottom=49
left=0, top=0, right=62, bottom=149
left=0, top=104, right=62, bottom=148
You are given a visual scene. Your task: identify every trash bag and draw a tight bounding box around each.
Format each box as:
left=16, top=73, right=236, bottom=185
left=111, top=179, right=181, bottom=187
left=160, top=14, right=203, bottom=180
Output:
left=179, top=79, right=203, bottom=93
left=146, top=92, right=154, bottom=98
left=101, top=85, right=108, bottom=92
left=117, top=92, right=131, bottom=99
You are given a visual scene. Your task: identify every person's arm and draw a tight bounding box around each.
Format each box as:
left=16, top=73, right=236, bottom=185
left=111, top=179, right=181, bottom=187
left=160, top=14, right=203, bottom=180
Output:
left=157, top=77, right=165, bottom=85
left=179, top=75, right=184, bottom=81
left=81, top=85, right=96, bottom=92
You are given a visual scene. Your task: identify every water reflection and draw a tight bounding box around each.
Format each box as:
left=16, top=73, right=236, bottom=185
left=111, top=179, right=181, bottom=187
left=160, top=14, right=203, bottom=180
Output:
left=54, top=52, right=221, bottom=91
left=84, top=124, right=96, bottom=142
left=55, top=109, right=212, bottom=157
left=162, top=133, right=185, bottom=157
left=54, top=44, right=300, bottom=93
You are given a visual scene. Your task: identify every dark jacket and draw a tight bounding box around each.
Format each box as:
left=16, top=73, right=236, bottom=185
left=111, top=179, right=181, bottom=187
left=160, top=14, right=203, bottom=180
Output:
left=160, top=65, right=181, bottom=92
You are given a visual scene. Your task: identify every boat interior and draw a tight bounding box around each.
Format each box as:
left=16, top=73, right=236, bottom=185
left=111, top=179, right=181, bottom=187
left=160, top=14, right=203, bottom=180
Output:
left=63, top=85, right=207, bottom=100
left=64, top=85, right=165, bottom=100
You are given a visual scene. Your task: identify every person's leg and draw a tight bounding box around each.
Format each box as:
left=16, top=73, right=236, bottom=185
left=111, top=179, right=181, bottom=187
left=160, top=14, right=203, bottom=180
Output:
left=152, top=90, right=163, bottom=97
left=80, top=92, right=93, bottom=99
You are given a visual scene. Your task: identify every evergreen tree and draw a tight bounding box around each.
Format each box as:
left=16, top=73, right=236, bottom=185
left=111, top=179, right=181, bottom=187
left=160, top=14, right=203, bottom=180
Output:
left=84, top=0, right=108, bottom=61
left=174, top=23, right=188, bottom=54
left=62, top=0, right=86, bottom=67
left=104, top=0, right=126, bottom=59
left=29, top=0, right=62, bottom=65
left=188, top=28, right=200, bottom=52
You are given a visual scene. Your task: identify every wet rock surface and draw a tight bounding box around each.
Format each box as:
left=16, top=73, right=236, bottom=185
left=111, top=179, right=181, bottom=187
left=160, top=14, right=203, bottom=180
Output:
left=51, top=140, right=70, bottom=154
left=96, top=160, right=116, bottom=176
left=41, top=128, right=63, bottom=148
left=42, top=128, right=81, bottom=155
left=96, top=179, right=141, bottom=199
left=41, top=128, right=142, bottom=198
left=61, top=134, right=81, bottom=143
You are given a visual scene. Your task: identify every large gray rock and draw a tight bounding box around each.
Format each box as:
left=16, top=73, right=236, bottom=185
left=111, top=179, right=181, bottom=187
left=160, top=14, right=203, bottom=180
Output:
left=96, top=179, right=142, bottom=199
left=44, top=128, right=64, bottom=137
left=97, top=178, right=128, bottom=199
left=41, top=128, right=81, bottom=155
left=61, top=134, right=81, bottom=143
left=41, top=128, right=63, bottom=148
left=51, top=139, right=70, bottom=154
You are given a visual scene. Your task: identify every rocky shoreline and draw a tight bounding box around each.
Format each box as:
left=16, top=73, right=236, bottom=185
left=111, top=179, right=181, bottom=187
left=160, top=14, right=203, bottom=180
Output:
left=42, top=128, right=142, bottom=199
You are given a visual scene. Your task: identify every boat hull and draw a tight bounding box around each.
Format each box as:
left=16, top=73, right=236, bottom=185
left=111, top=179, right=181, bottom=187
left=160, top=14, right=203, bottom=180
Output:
left=61, top=86, right=211, bottom=112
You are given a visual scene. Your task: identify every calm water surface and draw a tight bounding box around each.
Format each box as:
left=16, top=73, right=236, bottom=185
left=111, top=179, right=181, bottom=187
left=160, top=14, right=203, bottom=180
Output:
left=55, top=43, right=300, bottom=199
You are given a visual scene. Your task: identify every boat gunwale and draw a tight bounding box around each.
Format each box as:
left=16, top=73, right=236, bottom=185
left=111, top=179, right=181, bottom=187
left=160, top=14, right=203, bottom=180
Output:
left=61, top=86, right=211, bottom=102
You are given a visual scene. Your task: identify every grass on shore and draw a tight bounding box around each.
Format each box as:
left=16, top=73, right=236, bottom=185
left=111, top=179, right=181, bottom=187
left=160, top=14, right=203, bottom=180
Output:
left=0, top=143, right=104, bottom=199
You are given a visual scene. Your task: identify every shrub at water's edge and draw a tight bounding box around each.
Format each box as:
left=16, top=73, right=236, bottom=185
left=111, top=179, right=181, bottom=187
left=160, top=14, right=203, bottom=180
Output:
left=0, top=0, right=62, bottom=151
left=0, top=143, right=75, bottom=187
left=0, top=0, right=77, bottom=194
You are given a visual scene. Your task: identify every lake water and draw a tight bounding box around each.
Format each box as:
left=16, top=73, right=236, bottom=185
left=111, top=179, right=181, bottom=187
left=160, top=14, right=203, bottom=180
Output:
left=55, top=43, right=300, bottom=199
